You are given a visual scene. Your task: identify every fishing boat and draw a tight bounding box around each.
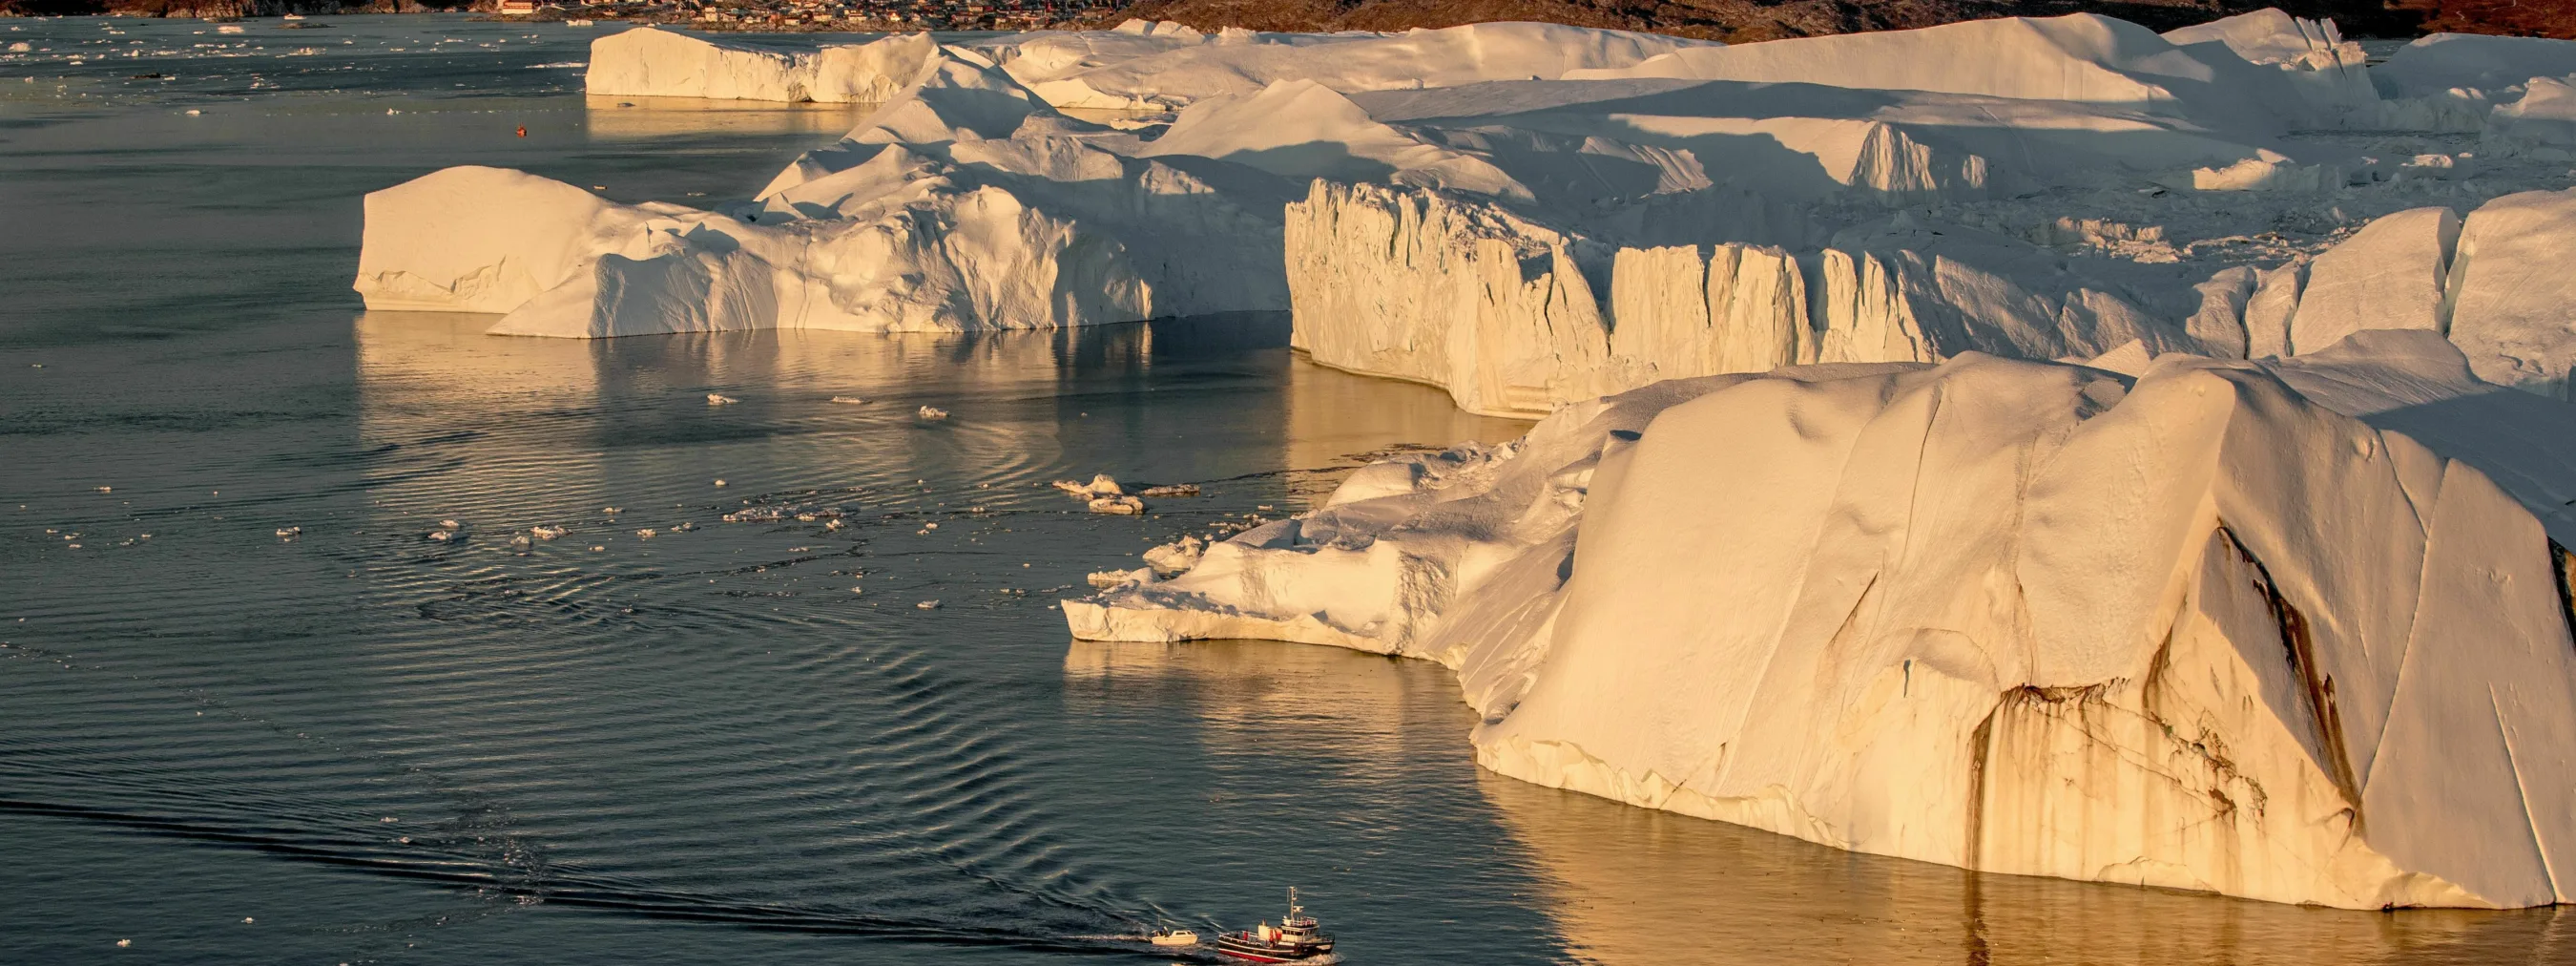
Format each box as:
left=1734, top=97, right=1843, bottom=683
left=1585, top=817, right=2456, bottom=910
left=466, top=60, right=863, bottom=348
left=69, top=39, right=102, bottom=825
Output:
left=1213, top=888, right=1333, bottom=962
left=1148, top=926, right=1199, bottom=947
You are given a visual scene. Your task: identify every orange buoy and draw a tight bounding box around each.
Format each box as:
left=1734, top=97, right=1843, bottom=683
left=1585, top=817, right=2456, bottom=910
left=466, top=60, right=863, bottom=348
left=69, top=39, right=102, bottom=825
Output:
left=516, top=125, right=527, bottom=137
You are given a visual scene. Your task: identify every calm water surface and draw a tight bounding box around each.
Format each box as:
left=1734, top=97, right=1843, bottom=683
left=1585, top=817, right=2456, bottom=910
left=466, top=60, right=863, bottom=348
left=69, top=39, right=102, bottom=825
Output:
left=4, top=15, right=2570, bottom=964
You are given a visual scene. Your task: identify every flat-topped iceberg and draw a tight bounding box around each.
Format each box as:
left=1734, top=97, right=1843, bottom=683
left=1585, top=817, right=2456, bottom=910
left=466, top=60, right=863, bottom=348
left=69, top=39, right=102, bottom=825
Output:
left=1069, top=332, right=2576, bottom=909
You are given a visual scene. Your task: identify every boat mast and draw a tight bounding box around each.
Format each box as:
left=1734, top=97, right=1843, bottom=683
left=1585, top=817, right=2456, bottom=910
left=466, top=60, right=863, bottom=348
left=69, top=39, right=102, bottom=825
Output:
left=1287, top=887, right=1301, bottom=920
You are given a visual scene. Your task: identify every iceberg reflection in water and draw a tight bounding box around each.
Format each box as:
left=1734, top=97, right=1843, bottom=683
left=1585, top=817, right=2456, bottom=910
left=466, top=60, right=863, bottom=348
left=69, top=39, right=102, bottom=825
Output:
left=1072, top=637, right=2576, bottom=965
left=1487, top=768, right=2576, bottom=964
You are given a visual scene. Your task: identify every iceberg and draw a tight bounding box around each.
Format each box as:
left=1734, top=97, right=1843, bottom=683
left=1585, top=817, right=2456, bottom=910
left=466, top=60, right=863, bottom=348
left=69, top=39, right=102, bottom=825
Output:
left=1069, top=333, right=2576, bottom=909
left=585, top=28, right=940, bottom=103
left=365, top=12, right=2576, bottom=346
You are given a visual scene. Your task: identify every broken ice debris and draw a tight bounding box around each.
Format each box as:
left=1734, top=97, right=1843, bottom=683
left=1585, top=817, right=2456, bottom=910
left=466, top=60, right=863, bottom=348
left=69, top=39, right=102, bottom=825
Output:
left=706, top=393, right=737, bottom=405
left=829, top=396, right=867, bottom=404
left=531, top=525, right=568, bottom=540
left=1053, top=474, right=1125, bottom=497
left=1088, top=567, right=1150, bottom=589
left=917, top=406, right=949, bottom=421
left=275, top=526, right=301, bottom=538
left=1088, top=495, right=1146, bottom=514
left=635, top=528, right=657, bottom=538
left=1142, top=535, right=1204, bottom=576
left=916, top=599, right=941, bottom=610
left=1138, top=484, right=1200, bottom=497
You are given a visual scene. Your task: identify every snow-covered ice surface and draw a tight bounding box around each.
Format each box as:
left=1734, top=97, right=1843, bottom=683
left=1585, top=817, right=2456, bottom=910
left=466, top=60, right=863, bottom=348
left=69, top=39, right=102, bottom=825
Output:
left=1071, top=332, right=2576, bottom=909
left=363, top=11, right=2576, bottom=394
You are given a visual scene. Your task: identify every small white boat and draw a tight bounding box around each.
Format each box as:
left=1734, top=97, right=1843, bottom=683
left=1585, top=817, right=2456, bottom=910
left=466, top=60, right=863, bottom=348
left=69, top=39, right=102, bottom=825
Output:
left=565, top=18, right=594, bottom=26
left=1149, top=927, right=1199, bottom=947
left=281, top=13, right=303, bottom=19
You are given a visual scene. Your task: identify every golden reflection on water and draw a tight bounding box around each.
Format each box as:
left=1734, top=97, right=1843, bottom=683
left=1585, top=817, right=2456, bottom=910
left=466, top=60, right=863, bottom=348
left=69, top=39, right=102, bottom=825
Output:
left=1064, top=639, right=1449, bottom=787
left=1480, top=769, right=2575, bottom=965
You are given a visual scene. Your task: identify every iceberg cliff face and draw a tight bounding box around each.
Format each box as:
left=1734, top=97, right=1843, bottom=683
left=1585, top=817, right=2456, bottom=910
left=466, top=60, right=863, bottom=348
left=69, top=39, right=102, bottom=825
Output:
left=356, top=165, right=1154, bottom=335
left=1286, top=181, right=2207, bottom=417
left=585, top=28, right=939, bottom=103
left=1069, top=334, right=2576, bottom=909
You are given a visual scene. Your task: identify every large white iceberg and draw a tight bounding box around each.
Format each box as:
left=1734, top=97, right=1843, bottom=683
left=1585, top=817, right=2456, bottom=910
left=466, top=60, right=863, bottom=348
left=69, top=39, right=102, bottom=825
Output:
left=1068, top=332, right=2576, bottom=909
left=365, top=12, right=2576, bottom=350
left=585, top=28, right=940, bottom=103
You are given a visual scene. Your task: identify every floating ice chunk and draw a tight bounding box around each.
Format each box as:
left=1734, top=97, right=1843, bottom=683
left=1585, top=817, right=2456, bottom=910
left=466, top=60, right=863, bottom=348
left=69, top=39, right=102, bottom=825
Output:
left=1137, top=483, right=1198, bottom=497
left=2375, top=32, right=2576, bottom=100
left=1053, top=474, right=1124, bottom=497
left=915, top=599, right=940, bottom=610
left=2288, top=206, right=2460, bottom=355
left=635, top=528, right=656, bottom=538
left=706, top=392, right=737, bottom=405
left=531, top=526, right=567, bottom=539
left=828, top=395, right=867, bottom=404
left=917, top=406, right=948, bottom=421
left=2485, top=76, right=2576, bottom=158
left=1087, top=495, right=1145, bottom=515
left=712, top=479, right=727, bottom=487
left=2444, top=188, right=2576, bottom=399
left=1142, top=535, right=1203, bottom=576
left=275, top=526, right=301, bottom=537
left=2190, top=149, right=2342, bottom=191
left=1088, top=567, right=1149, bottom=589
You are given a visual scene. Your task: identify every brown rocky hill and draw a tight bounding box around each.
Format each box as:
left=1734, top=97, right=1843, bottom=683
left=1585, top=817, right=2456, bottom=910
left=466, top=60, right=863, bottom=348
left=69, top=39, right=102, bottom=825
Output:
left=1080, top=0, right=2563, bottom=40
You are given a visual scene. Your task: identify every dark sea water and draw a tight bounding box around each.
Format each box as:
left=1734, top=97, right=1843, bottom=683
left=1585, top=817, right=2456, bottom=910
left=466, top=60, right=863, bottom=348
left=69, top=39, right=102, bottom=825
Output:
left=4, top=14, right=2571, bottom=965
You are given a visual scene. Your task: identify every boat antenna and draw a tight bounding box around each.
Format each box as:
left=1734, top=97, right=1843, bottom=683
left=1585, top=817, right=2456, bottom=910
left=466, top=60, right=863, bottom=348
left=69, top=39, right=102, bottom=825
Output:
left=1288, top=886, right=1301, bottom=919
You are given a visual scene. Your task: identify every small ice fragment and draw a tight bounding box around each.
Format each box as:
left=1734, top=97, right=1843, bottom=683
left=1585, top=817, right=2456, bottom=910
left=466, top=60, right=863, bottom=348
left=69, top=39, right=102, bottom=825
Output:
left=1139, top=484, right=1199, bottom=497
left=850, top=586, right=864, bottom=595
left=94, top=486, right=112, bottom=493
left=635, top=528, right=656, bottom=538
left=531, top=525, right=567, bottom=540
left=437, top=519, right=461, bottom=530
left=924, top=522, right=939, bottom=530
left=241, top=917, right=254, bottom=924
left=829, top=396, right=867, bottom=404
left=590, top=545, right=605, bottom=552
left=509, top=534, right=532, bottom=549
left=275, top=527, right=301, bottom=537
left=380, top=816, right=397, bottom=823
left=186, top=108, right=200, bottom=116
left=823, top=518, right=844, bottom=531
left=1054, top=474, right=1127, bottom=497
left=1088, top=495, right=1146, bottom=515
left=1088, top=568, right=1149, bottom=589
left=116, top=939, right=131, bottom=948
left=916, top=599, right=941, bottom=610
left=672, top=522, right=696, bottom=532
left=917, top=406, right=948, bottom=420
left=602, top=507, right=622, bottom=514
left=1256, top=505, right=1274, bottom=511
left=425, top=530, right=459, bottom=543
left=706, top=393, right=737, bottom=406
left=1144, top=535, right=1205, bottom=576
